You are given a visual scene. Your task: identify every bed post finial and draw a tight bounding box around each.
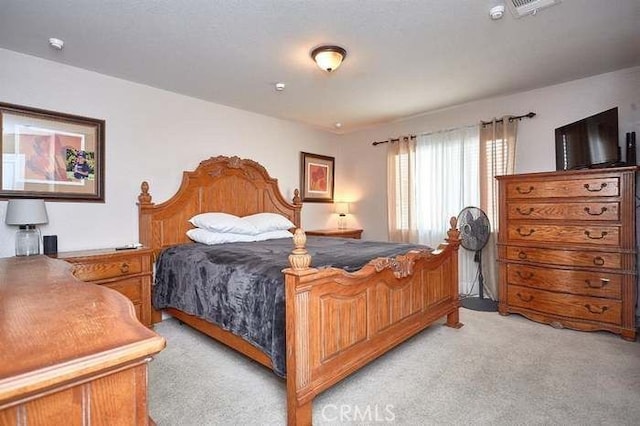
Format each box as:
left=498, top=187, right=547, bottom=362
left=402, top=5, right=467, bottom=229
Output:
left=292, top=188, right=301, bottom=205
left=289, top=229, right=311, bottom=270
left=138, top=181, right=153, bottom=205
left=446, top=216, right=460, bottom=245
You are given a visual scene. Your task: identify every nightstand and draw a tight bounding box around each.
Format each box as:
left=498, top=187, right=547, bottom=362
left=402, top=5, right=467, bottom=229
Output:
left=54, top=247, right=153, bottom=327
left=305, top=228, right=363, bottom=239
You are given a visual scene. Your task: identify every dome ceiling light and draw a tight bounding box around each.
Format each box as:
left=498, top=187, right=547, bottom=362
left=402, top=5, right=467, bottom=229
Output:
left=310, top=45, right=347, bottom=73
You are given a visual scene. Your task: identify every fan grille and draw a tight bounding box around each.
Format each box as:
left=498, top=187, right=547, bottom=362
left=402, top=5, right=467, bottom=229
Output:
left=457, top=207, right=490, bottom=252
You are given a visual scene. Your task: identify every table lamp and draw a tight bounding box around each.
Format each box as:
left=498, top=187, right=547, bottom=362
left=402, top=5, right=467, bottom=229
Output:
left=5, top=199, right=49, bottom=256
left=335, top=202, right=349, bottom=229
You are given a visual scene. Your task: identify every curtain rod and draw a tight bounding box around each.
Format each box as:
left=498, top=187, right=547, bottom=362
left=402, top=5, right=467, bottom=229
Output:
left=371, top=135, right=416, bottom=146
left=371, top=112, right=536, bottom=146
left=480, top=112, right=536, bottom=126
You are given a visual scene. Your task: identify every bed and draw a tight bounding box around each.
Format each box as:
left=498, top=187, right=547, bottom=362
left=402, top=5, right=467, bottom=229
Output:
left=137, top=155, right=462, bottom=425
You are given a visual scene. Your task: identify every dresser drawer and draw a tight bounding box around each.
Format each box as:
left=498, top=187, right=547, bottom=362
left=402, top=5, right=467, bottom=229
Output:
left=72, top=257, right=143, bottom=281
left=506, top=246, right=622, bottom=269
left=507, top=264, right=622, bottom=299
left=506, top=177, right=619, bottom=199
left=507, top=202, right=619, bottom=221
left=103, top=277, right=143, bottom=303
left=508, top=285, right=621, bottom=324
left=507, top=224, right=620, bottom=246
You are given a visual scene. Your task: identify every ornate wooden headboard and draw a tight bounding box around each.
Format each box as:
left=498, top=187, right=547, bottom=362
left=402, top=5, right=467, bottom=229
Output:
left=137, top=156, right=302, bottom=255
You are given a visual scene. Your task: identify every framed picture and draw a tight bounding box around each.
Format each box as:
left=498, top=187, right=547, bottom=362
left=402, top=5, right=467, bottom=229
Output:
left=300, top=152, right=334, bottom=203
left=0, top=102, right=105, bottom=202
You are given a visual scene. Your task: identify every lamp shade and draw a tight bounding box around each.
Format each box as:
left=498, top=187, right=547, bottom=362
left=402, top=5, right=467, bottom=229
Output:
left=335, top=202, right=349, bottom=216
left=5, top=199, right=49, bottom=226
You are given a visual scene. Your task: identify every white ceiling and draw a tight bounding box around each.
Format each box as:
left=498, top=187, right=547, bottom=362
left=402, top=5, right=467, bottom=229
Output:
left=0, top=0, right=638, bottom=133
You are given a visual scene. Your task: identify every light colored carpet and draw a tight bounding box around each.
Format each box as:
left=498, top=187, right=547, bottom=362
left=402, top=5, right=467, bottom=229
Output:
left=149, top=309, right=640, bottom=425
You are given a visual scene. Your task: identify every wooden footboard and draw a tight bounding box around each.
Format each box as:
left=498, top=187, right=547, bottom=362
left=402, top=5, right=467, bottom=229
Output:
left=283, top=219, right=461, bottom=425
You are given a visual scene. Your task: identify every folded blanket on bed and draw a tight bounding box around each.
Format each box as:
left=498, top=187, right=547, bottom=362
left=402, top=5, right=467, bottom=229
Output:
left=153, top=236, right=429, bottom=377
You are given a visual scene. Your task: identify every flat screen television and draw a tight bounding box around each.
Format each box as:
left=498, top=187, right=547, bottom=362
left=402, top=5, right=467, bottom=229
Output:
left=555, top=107, right=620, bottom=170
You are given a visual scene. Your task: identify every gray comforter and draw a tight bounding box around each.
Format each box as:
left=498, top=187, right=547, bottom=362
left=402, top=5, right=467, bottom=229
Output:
left=153, top=236, right=429, bottom=377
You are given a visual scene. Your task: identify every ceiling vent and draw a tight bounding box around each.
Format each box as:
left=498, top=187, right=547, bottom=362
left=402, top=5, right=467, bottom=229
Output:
left=507, top=0, right=561, bottom=18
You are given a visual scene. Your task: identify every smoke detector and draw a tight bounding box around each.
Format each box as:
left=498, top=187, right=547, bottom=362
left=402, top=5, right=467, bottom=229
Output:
left=489, top=5, right=505, bottom=20
left=48, top=38, right=64, bottom=50
left=507, top=0, right=561, bottom=18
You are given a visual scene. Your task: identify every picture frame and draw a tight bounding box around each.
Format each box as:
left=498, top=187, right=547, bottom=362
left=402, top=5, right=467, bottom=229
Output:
left=0, top=102, right=105, bottom=202
left=300, top=151, right=334, bottom=203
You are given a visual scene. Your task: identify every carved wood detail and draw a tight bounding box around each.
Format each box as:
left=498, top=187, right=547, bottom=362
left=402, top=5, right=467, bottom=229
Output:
left=295, top=291, right=311, bottom=389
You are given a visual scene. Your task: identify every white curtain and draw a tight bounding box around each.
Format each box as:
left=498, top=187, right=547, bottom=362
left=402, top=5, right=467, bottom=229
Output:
left=415, top=126, right=480, bottom=295
left=479, top=117, right=518, bottom=300
left=386, top=136, right=417, bottom=243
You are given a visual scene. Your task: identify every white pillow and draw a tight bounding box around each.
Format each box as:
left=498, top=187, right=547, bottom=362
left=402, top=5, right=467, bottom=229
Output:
left=254, top=230, right=294, bottom=241
left=243, top=213, right=295, bottom=233
left=186, top=228, right=256, bottom=245
left=189, top=212, right=258, bottom=235
left=186, top=228, right=293, bottom=245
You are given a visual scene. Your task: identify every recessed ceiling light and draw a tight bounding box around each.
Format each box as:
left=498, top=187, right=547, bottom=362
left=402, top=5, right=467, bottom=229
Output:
left=275, top=82, right=286, bottom=91
left=48, top=38, right=64, bottom=50
left=334, top=122, right=343, bottom=129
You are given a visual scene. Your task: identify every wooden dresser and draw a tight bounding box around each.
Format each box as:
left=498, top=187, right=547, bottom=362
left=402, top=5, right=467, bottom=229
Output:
left=496, top=166, right=637, bottom=341
left=55, top=247, right=153, bottom=327
left=0, top=255, right=165, bottom=424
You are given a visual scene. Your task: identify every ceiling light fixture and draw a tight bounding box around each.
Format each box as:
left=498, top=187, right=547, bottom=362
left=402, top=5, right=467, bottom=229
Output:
left=311, top=45, right=347, bottom=73
left=48, top=38, right=64, bottom=50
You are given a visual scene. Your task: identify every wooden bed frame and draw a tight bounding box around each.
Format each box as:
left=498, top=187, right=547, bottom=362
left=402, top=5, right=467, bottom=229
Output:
left=137, top=156, right=462, bottom=425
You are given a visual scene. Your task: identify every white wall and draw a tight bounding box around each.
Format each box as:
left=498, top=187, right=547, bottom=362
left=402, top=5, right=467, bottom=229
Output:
left=338, top=66, right=640, bottom=242
left=2, top=49, right=638, bottom=259
left=0, top=48, right=339, bottom=257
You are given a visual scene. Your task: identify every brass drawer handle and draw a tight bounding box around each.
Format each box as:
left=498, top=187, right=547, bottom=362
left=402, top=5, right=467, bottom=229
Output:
left=592, top=257, right=605, bottom=266
left=517, top=251, right=528, bottom=260
left=584, top=230, right=608, bottom=240
left=584, top=206, right=607, bottom=216
left=516, top=228, right=535, bottom=237
left=584, top=304, right=608, bottom=315
left=516, top=293, right=533, bottom=302
left=585, top=278, right=610, bottom=289
left=516, top=271, right=534, bottom=280
left=516, top=207, right=534, bottom=216
left=516, top=186, right=534, bottom=195
left=120, top=262, right=130, bottom=273
left=583, top=182, right=607, bottom=192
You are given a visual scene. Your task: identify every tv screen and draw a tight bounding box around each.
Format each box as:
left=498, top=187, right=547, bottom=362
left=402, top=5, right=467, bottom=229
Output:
left=555, top=107, right=619, bottom=171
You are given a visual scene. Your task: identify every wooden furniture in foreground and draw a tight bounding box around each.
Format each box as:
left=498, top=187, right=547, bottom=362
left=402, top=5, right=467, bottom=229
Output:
left=55, top=247, right=154, bottom=327
left=0, top=255, right=165, bottom=424
left=305, top=228, right=363, bottom=239
left=138, top=156, right=462, bottom=426
left=497, top=166, right=637, bottom=341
